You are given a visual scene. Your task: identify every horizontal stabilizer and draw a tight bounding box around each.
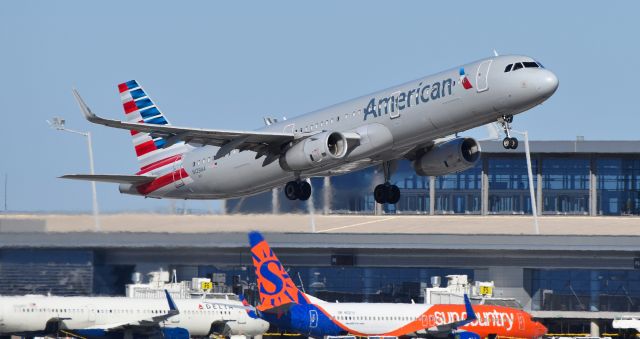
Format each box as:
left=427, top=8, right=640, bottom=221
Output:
left=60, top=174, right=156, bottom=184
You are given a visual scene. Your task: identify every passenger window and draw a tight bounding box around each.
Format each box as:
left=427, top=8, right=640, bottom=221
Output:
left=513, top=62, right=523, bottom=71
left=523, top=61, right=539, bottom=68
left=504, top=64, right=513, bottom=72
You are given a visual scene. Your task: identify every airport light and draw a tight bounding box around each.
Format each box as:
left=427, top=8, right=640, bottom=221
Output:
left=512, top=130, right=539, bottom=235
left=47, top=116, right=100, bottom=232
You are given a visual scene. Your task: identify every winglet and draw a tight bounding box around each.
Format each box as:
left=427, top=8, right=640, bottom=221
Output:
left=164, top=289, right=179, bottom=314
left=463, top=294, right=477, bottom=322
left=72, top=89, right=99, bottom=123
left=239, top=294, right=260, bottom=319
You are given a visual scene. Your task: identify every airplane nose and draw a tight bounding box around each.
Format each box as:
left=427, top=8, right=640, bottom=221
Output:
left=537, top=69, right=559, bottom=97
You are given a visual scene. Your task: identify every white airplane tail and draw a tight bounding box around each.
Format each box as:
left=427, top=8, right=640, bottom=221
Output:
left=117, top=80, right=186, bottom=172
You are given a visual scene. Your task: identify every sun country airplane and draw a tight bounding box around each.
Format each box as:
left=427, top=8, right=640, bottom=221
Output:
left=0, top=290, right=269, bottom=339
left=64, top=55, right=558, bottom=204
left=247, top=231, right=547, bottom=339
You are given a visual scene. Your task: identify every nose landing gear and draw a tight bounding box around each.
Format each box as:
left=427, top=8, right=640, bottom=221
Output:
left=373, top=161, right=401, bottom=205
left=284, top=180, right=312, bottom=201
left=498, top=115, right=518, bottom=149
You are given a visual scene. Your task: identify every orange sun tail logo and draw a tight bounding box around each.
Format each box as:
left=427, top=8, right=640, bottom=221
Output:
left=249, top=231, right=309, bottom=312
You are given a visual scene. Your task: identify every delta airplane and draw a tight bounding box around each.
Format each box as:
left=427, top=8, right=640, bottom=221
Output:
left=64, top=55, right=558, bottom=204
left=247, top=231, right=547, bottom=339
left=0, top=290, right=269, bottom=339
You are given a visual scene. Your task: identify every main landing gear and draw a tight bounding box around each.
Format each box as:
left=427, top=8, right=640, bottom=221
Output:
left=284, top=180, right=312, bottom=201
left=499, top=115, right=518, bottom=149
left=373, top=161, right=401, bottom=205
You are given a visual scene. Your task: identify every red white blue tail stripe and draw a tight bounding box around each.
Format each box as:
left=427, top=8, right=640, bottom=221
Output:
left=118, top=80, right=192, bottom=195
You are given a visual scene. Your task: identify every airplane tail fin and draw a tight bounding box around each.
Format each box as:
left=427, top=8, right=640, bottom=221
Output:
left=117, top=80, right=186, bottom=172
left=239, top=294, right=260, bottom=319
left=248, top=231, right=309, bottom=312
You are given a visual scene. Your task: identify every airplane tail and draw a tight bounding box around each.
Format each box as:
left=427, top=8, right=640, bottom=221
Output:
left=249, top=231, right=310, bottom=312
left=239, top=294, right=260, bottom=319
left=117, top=80, right=186, bottom=172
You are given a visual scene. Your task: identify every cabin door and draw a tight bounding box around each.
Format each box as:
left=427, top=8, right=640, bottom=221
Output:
left=476, top=60, right=492, bottom=92
left=518, top=314, right=525, bottom=330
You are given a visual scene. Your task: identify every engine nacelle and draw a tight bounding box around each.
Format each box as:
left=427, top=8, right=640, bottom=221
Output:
left=412, top=137, right=481, bottom=176
left=280, top=131, right=348, bottom=171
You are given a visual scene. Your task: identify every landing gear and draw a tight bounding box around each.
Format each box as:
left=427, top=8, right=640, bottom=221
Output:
left=284, top=180, right=312, bottom=201
left=502, top=137, right=518, bottom=149
left=374, top=183, right=400, bottom=204
left=374, top=161, right=401, bottom=205
left=498, top=115, right=518, bottom=149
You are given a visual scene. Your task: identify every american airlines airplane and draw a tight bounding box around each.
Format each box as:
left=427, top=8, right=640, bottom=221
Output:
left=64, top=55, right=558, bottom=204
left=0, top=290, right=269, bottom=339
left=247, top=231, right=547, bottom=339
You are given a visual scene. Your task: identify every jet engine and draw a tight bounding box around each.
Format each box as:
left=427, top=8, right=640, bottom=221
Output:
left=280, top=131, right=348, bottom=171
left=412, top=137, right=481, bottom=176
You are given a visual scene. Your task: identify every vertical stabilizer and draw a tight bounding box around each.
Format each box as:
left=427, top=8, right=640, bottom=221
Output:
left=249, top=231, right=309, bottom=312
left=117, top=80, right=186, bottom=172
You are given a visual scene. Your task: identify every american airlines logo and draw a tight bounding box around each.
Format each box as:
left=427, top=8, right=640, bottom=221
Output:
left=433, top=310, right=516, bottom=331
left=363, top=78, right=454, bottom=120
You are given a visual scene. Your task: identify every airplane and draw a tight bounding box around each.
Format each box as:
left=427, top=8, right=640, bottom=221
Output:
left=63, top=55, right=558, bottom=204
left=247, top=231, right=548, bottom=339
left=0, top=290, right=269, bottom=339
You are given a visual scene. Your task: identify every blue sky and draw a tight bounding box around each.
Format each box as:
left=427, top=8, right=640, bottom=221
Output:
left=0, top=1, right=637, bottom=212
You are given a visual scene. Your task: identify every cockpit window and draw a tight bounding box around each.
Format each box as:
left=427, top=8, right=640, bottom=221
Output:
left=523, top=61, right=539, bottom=68
left=512, top=62, right=523, bottom=71
left=536, top=62, right=544, bottom=68
left=504, top=64, right=513, bottom=72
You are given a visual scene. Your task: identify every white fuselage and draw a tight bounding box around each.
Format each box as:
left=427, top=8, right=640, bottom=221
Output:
left=118, top=55, right=557, bottom=199
left=0, top=295, right=269, bottom=337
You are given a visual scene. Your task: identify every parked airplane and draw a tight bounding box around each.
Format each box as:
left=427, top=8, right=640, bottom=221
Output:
left=64, top=55, right=557, bottom=204
left=247, top=231, right=547, bottom=339
left=0, top=290, right=268, bottom=339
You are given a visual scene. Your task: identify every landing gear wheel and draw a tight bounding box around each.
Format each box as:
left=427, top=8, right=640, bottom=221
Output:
left=509, top=137, right=519, bottom=149
left=374, top=184, right=388, bottom=204
left=298, top=181, right=312, bottom=201
left=502, top=137, right=511, bottom=149
left=284, top=181, right=300, bottom=200
left=374, top=184, right=401, bottom=204
left=387, top=185, right=401, bottom=204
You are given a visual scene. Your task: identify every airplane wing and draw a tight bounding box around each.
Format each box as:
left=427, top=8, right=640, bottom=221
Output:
left=73, top=89, right=295, bottom=160
left=60, top=174, right=156, bottom=184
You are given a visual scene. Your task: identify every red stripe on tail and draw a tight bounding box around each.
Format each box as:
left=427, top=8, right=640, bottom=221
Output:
left=123, top=101, right=137, bottom=114
left=135, top=140, right=157, bottom=157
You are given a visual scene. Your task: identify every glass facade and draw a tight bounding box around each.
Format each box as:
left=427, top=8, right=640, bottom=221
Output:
left=529, top=269, right=640, bottom=312
left=434, top=162, right=481, bottom=214
left=225, top=146, right=640, bottom=216
left=197, top=264, right=473, bottom=303
left=541, top=158, right=590, bottom=215
left=597, top=158, right=640, bottom=215
left=488, top=157, right=537, bottom=214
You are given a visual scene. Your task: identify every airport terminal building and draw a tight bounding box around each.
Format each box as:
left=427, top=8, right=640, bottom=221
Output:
left=226, top=140, right=640, bottom=216
left=1, top=139, right=640, bottom=336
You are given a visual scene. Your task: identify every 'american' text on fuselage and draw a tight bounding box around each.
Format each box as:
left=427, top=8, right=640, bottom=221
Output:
left=364, top=78, right=454, bottom=120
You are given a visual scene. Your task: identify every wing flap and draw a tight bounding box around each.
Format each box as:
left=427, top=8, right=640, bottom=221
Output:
left=60, top=174, right=156, bottom=184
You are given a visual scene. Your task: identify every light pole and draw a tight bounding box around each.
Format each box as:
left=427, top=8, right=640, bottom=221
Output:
left=511, top=130, right=539, bottom=235
left=48, top=117, right=100, bottom=231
